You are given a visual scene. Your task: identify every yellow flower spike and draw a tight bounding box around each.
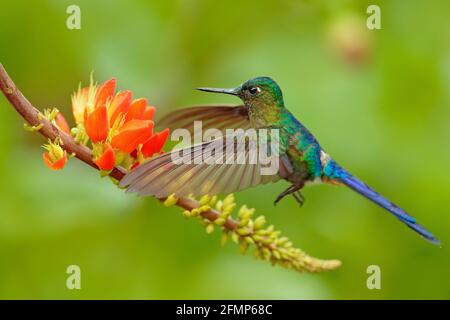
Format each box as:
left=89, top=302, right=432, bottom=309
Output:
left=277, top=237, right=289, bottom=246
left=281, top=252, right=290, bottom=260
left=215, top=200, right=223, bottom=212
left=209, top=195, right=217, bottom=207
left=238, top=217, right=250, bottom=228
left=237, top=228, right=250, bottom=236
left=199, top=205, right=211, bottom=212
left=214, top=218, right=225, bottom=226
left=254, top=216, right=266, bottom=230
left=262, top=248, right=272, bottom=260
left=223, top=193, right=235, bottom=206
left=273, top=250, right=281, bottom=260
left=261, top=237, right=273, bottom=246
left=271, top=230, right=281, bottom=238
left=284, top=241, right=293, bottom=248
left=222, top=203, right=236, bottom=216
left=239, top=242, right=249, bottom=255
left=245, top=237, right=255, bottom=245
left=163, top=194, right=178, bottom=207
left=219, top=210, right=228, bottom=220
left=220, top=232, right=228, bottom=247
left=252, top=234, right=263, bottom=242
left=256, top=229, right=267, bottom=236
left=168, top=193, right=340, bottom=273
left=231, top=232, right=239, bottom=244
left=206, top=224, right=214, bottom=234
left=182, top=210, right=191, bottom=218
left=238, top=205, right=248, bottom=219
left=199, top=194, right=211, bottom=206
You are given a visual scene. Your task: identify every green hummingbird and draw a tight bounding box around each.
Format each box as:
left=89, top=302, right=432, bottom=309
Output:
left=120, top=76, right=439, bottom=244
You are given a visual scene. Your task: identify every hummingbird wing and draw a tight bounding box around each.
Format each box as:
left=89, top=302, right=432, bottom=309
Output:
left=120, top=134, right=289, bottom=198
left=157, top=105, right=251, bottom=133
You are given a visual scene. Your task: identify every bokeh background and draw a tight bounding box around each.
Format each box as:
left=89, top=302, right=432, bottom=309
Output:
left=0, top=0, right=449, bottom=299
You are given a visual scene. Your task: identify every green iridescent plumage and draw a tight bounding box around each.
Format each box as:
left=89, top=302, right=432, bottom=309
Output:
left=121, top=76, right=439, bottom=245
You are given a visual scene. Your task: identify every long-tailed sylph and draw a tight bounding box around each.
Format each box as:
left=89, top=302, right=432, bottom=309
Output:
left=120, top=77, right=439, bottom=244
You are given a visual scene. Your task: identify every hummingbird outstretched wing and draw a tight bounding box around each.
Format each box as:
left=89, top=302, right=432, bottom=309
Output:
left=120, top=134, right=289, bottom=198
left=157, top=105, right=251, bottom=133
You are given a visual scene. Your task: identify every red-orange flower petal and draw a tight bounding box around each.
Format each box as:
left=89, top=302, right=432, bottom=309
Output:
left=130, top=161, right=140, bottom=170
left=110, top=119, right=154, bottom=154
left=109, top=90, right=132, bottom=126
left=95, top=78, right=116, bottom=108
left=94, top=143, right=115, bottom=171
left=85, top=105, right=109, bottom=143
left=42, top=151, right=67, bottom=170
left=141, top=128, right=170, bottom=158
left=55, top=112, right=71, bottom=134
left=141, top=106, right=155, bottom=120
left=125, top=98, right=147, bottom=123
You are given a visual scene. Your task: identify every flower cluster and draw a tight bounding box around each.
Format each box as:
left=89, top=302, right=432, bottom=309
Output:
left=164, top=193, right=342, bottom=273
left=42, top=138, right=67, bottom=170
left=42, top=76, right=169, bottom=172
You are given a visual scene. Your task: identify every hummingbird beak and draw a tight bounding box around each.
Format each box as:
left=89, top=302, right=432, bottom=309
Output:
left=196, top=87, right=239, bottom=96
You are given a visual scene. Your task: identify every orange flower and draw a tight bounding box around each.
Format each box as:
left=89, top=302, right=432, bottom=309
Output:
left=71, top=77, right=115, bottom=125
left=141, top=128, right=170, bottom=158
left=42, top=140, right=67, bottom=170
left=111, top=119, right=154, bottom=154
left=108, top=90, right=132, bottom=127
left=85, top=105, right=109, bottom=143
left=71, top=79, right=98, bottom=124
left=95, top=78, right=116, bottom=108
left=141, top=106, right=155, bottom=121
left=125, top=98, right=147, bottom=122
left=71, top=75, right=170, bottom=170
left=94, top=143, right=115, bottom=171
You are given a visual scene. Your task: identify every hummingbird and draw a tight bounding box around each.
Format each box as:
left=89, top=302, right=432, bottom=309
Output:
left=120, top=76, right=439, bottom=244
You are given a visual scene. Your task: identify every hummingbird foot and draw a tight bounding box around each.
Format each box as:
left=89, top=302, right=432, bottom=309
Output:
left=273, top=183, right=304, bottom=206
left=292, top=191, right=305, bottom=207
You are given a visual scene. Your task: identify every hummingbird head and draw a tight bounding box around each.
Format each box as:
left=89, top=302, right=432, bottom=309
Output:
left=197, top=76, right=284, bottom=109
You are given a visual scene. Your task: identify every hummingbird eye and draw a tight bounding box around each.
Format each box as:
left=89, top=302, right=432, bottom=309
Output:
left=248, top=86, right=261, bottom=95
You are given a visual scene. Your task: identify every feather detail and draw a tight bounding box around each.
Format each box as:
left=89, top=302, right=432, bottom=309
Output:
left=120, top=134, right=282, bottom=198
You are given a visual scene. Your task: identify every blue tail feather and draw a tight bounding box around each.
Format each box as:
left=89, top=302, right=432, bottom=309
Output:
left=325, top=161, right=440, bottom=244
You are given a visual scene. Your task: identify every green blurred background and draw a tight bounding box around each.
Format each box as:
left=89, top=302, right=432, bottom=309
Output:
left=0, top=0, right=449, bottom=299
